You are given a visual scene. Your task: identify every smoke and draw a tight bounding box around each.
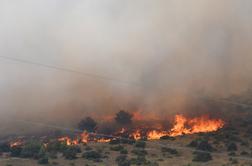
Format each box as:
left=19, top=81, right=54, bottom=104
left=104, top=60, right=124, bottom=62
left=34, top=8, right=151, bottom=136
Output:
left=0, top=0, right=252, bottom=134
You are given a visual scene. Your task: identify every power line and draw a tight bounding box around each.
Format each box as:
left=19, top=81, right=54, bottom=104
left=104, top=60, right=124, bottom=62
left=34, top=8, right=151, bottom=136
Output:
left=0, top=55, right=141, bottom=87
left=1, top=55, right=252, bottom=109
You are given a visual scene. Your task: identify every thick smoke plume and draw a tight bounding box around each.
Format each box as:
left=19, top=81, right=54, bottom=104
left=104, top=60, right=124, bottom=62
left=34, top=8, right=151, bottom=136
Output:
left=0, top=0, right=252, bottom=135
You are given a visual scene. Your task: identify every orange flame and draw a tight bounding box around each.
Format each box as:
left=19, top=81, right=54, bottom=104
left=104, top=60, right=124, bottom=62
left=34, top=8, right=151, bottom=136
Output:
left=147, top=114, right=224, bottom=139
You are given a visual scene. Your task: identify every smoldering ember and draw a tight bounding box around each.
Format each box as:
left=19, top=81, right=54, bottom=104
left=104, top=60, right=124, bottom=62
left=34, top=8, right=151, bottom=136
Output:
left=1, top=1, right=252, bottom=166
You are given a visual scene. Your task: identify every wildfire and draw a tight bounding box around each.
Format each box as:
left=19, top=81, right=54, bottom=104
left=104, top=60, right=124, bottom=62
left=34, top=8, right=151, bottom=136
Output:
left=147, top=114, right=224, bottom=139
left=57, top=114, right=224, bottom=145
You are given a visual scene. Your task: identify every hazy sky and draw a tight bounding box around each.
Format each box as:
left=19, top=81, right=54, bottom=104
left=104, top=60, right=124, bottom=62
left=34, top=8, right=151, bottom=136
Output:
left=0, top=0, right=252, bottom=124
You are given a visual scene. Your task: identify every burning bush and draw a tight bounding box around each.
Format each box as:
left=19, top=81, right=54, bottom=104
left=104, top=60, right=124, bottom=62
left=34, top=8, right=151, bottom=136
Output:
left=78, top=117, right=97, bottom=132
left=115, top=110, right=133, bottom=125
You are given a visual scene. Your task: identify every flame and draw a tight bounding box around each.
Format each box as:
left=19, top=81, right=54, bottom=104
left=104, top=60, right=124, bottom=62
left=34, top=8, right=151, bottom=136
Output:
left=131, top=130, right=141, bottom=140
left=10, top=140, right=23, bottom=147
left=57, top=114, right=224, bottom=144
left=147, top=114, right=224, bottom=139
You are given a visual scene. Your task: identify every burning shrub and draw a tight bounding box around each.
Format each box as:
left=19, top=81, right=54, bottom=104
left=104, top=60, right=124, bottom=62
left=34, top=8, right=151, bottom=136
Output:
left=82, top=150, right=102, bottom=161
left=135, top=141, right=146, bottom=148
left=192, top=152, right=212, bottom=162
left=115, top=110, right=133, bottom=125
left=78, top=117, right=97, bottom=132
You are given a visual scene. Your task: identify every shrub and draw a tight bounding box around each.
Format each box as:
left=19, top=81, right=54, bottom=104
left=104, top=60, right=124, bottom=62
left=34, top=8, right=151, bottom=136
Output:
left=47, top=140, right=67, bottom=153
left=78, top=117, right=97, bottom=132
left=120, top=149, right=128, bottom=154
left=131, top=149, right=147, bottom=156
left=160, top=136, right=175, bottom=141
left=227, top=142, right=237, bottom=151
left=115, top=110, right=133, bottom=125
left=82, top=150, right=102, bottom=161
left=110, top=145, right=124, bottom=151
left=240, top=151, right=249, bottom=156
left=10, top=146, right=22, bottom=157
left=196, top=140, right=213, bottom=152
left=130, top=156, right=147, bottom=165
left=116, top=155, right=131, bottom=166
left=109, top=139, right=121, bottom=145
left=63, top=146, right=78, bottom=160
left=192, top=152, right=212, bottom=162
left=0, top=143, right=10, bottom=153
left=135, top=141, right=146, bottom=148
left=37, top=156, right=49, bottom=165
left=20, top=141, right=42, bottom=158
left=161, top=147, right=178, bottom=155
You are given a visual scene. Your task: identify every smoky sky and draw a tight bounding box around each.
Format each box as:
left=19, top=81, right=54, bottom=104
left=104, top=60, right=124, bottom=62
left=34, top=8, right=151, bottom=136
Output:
left=0, top=0, right=252, bottom=126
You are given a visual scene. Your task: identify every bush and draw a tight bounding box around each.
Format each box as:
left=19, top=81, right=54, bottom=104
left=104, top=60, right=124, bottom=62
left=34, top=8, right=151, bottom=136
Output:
left=196, top=140, right=213, bottom=152
left=110, top=145, right=124, bottom=151
left=109, top=139, right=121, bottom=145
left=192, top=152, right=212, bottom=162
left=116, top=155, right=130, bottom=166
left=78, top=117, right=97, bottom=132
left=135, top=141, right=146, bottom=148
left=161, top=147, right=178, bottom=155
left=37, top=156, right=49, bottom=165
left=130, top=156, right=147, bottom=165
left=227, top=142, right=237, bottom=151
left=0, top=142, right=10, bottom=152
left=10, top=146, right=22, bottom=157
left=120, top=149, right=128, bottom=154
left=47, top=140, right=68, bottom=153
left=115, top=110, right=133, bottom=125
left=131, top=149, right=147, bottom=156
left=82, top=150, right=102, bottom=161
left=20, top=141, right=42, bottom=158
left=160, top=136, right=175, bottom=141
left=63, top=146, right=78, bottom=160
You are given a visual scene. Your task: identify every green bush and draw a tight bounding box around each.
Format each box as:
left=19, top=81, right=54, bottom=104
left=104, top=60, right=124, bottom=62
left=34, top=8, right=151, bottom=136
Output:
left=196, top=140, right=213, bottom=152
left=192, top=152, right=212, bottom=162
